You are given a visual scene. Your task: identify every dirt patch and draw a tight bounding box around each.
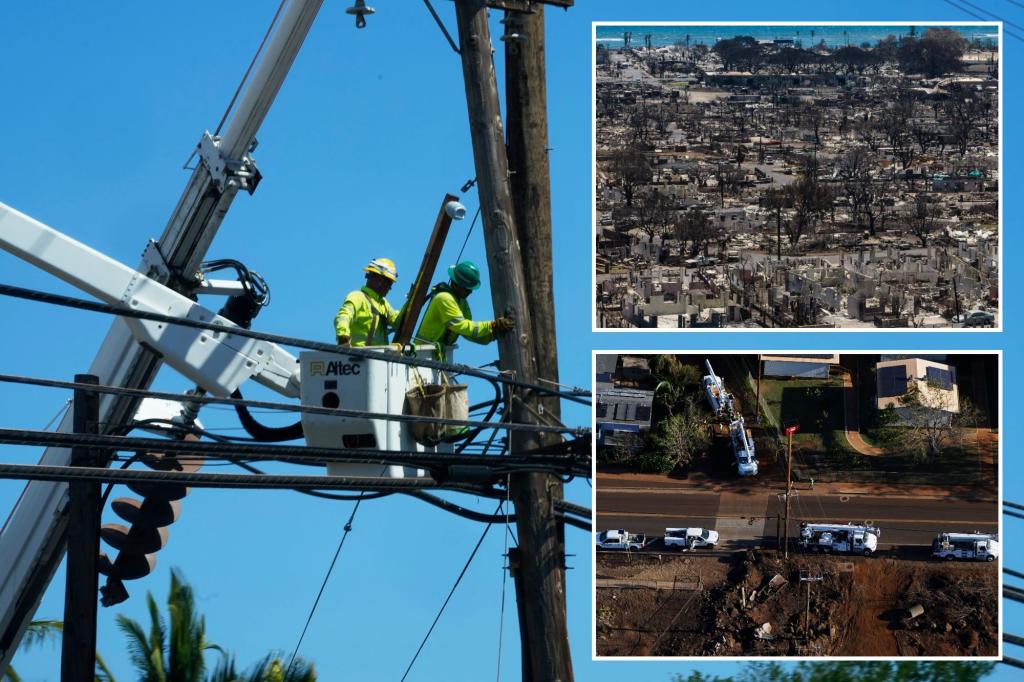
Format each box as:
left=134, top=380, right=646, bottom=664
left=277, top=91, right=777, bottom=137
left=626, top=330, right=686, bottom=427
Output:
left=596, top=550, right=997, bottom=657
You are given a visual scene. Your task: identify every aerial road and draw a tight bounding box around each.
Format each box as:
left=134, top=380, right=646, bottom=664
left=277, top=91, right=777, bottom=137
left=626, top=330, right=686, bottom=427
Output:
left=596, top=486, right=998, bottom=552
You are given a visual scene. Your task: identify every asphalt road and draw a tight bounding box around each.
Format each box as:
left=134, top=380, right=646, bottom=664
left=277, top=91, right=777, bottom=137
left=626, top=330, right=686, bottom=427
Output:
left=596, top=488, right=998, bottom=551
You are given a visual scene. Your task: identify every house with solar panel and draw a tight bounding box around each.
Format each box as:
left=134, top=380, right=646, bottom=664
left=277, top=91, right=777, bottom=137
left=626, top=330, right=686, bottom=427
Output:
left=760, top=354, right=840, bottom=380
left=596, top=354, right=655, bottom=453
left=875, top=357, right=960, bottom=426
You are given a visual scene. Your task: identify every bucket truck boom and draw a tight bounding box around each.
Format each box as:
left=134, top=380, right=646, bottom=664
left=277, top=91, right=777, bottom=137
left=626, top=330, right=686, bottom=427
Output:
left=0, top=0, right=324, bottom=668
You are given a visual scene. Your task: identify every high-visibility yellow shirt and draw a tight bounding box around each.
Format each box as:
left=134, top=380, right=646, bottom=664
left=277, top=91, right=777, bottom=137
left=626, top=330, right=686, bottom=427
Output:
left=333, top=286, right=399, bottom=346
left=415, top=285, right=494, bottom=352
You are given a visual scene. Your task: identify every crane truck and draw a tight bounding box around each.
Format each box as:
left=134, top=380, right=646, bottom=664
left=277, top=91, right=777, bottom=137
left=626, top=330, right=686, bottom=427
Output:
left=799, top=522, right=879, bottom=556
left=729, top=418, right=758, bottom=476
left=703, top=359, right=735, bottom=418
left=931, top=532, right=999, bottom=562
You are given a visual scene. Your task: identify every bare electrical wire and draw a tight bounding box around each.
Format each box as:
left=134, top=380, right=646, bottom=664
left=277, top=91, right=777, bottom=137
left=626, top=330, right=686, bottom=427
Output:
left=0, top=428, right=590, bottom=477
left=213, top=0, right=289, bottom=135
left=0, top=373, right=582, bottom=437
left=285, top=495, right=364, bottom=675
left=942, top=0, right=1024, bottom=42
left=400, top=502, right=502, bottom=681
left=422, top=0, right=460, bottom=54
left=0, top=283, right=591, bottom=405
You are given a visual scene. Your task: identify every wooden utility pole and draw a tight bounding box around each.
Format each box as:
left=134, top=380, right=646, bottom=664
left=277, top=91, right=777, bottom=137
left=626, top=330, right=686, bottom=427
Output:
left=783, top=429, right=793, bottom=558
left=61, top=374, right=101, bottom=682
left=454, top=2, right=572, bottom=680
left=505, top=6, right=560, bottom=426
left=755, top=356, right=762, bottom=421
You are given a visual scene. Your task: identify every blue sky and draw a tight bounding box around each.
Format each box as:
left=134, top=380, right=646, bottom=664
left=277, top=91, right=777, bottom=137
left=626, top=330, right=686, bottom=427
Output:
left=0, top=1, right=1018, bottom=680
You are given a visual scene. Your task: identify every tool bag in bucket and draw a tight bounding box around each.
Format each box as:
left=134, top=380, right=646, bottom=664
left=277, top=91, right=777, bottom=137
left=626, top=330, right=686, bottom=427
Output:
left=404, top=371, right=470, bottom=446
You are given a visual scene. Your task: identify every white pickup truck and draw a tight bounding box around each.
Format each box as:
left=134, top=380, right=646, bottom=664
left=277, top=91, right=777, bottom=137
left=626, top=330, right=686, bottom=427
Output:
left=664, top=527, right=719, bottom=550
left=595, top=529, right=647, bottom=551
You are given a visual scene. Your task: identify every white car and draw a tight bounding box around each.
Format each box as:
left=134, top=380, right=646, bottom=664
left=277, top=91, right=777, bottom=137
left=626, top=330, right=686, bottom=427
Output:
left=664, top=527, right=719, bottom=550
left=595, top=529, right=647, bottom=551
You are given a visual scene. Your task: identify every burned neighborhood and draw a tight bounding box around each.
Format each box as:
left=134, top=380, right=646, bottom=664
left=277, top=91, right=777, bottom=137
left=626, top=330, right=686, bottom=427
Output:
left=595, top=25, right=999, bottom=329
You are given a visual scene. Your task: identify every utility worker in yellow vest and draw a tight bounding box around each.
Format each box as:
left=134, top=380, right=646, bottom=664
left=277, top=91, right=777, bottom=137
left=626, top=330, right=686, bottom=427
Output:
left=415, top=260, right=515, bottom=356
left=334, top=257, right=401, bottom=346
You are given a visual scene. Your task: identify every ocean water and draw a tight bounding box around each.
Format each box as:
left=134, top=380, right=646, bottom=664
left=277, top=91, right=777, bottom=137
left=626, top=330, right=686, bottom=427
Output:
left=594, top=24, right=998, bottom=49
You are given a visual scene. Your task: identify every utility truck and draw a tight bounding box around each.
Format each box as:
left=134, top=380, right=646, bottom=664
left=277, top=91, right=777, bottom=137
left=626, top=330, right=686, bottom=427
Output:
left=595, top=529, right=647, bottom=551
left=703, top=359, right=735, bottom=418
left=664, top=527, right=719, bottom=550
left=931, top=532, right=999, bottom=562
left=799, top=522, right=879, bottom=556
left=729, top=418, right=758, bottom=476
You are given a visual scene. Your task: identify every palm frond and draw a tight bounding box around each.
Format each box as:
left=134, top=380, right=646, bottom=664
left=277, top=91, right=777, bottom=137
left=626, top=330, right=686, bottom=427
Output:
left=95, top=650, right=117, bottom=682
left=205, top=653, right=240, bottom=682
left=19, top=620, right=63, bottom=650
left=116, top=613, right=159, bottom=682
left=167, top=568, right=208, bottom=682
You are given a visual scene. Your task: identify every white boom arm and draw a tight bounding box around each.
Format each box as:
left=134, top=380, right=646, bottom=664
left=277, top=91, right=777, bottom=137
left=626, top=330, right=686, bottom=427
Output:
left=0, top=0, right=323, bottom=668
left=0, top=203, right=300, bottom=398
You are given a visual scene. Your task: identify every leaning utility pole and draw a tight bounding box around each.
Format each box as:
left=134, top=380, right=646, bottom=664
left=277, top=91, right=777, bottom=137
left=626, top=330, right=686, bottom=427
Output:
left=454, top=2, right=572, bottom=680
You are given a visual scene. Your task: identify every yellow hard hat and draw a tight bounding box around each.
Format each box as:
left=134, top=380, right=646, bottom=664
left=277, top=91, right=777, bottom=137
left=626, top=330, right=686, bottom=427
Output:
left=364, top=257, right=398, bottom=282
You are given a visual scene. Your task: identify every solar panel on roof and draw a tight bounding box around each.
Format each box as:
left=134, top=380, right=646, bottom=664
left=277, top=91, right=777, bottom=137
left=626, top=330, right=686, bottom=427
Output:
left=926, top=366, right=954, bottom=390
left=624, top=403, right=637, bottom=421
left=635, top=405, right=652, bottom=422
left=596, top=402, right=608, bottom=418
left=878, top=366, right=909, bottom=398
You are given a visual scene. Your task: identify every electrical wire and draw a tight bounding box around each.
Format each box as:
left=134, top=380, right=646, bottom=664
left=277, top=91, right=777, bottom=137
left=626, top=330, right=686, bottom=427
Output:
left=285, top=495, right=364, bottom=676
left=0, top=429, right=591, bottom=478
left=495, top=476, right=511, bottom=682
left=213, top=0, right=288, bottom=136
left=456, top=206, right=482, bottom=263
left=0, top=461, right=464, bottom=493
left=0, top=283, right=591, bottom=405
left=400, top=502, right=501, bottom=681
left=942, top=0, right=1024, bottom=42
left=0, top=373, right=582, bottom=437
left=42, top=400, right=71, bottom=431
left=950, top=0, right=1024, bottom=33
left=422, top=0, right=460, bottom=55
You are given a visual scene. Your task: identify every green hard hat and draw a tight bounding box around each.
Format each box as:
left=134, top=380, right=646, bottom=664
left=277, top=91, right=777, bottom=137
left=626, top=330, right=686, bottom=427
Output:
left=448, top=261, right=482, bottom=291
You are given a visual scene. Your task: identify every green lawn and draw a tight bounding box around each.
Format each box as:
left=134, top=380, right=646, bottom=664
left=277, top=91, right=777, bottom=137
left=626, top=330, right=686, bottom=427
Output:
left=760, top=377, right=845, bottom=438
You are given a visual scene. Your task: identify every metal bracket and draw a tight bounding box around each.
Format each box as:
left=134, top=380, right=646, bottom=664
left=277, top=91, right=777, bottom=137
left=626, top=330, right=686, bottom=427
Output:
left=198, top=131, right=262, bottom=195
left=485, top=0, right=573, bottom=11
left=141, top=240, right=171, bottom=281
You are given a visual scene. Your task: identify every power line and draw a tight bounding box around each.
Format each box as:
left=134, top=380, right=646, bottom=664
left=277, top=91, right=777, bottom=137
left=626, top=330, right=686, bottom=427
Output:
left=942, top=0, right=1024, bottom=41
left=400, top=502, right=501, bottom=681
left=0, top=373, right=581, bottom=437
left=953, top=0, right=1024, bottom=33
left=422, top=0, right=460, bottom=55
left=285, top=495, right=364, bottom=675
left=213, top=0, right=288, bottom=135
left=0, top=428, right=590, bottom=479
left=0, top=461, right=459, bottom=492
left=0, top=283, right=591, bottom=405
left=495, top=477, right=512, bottom=682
